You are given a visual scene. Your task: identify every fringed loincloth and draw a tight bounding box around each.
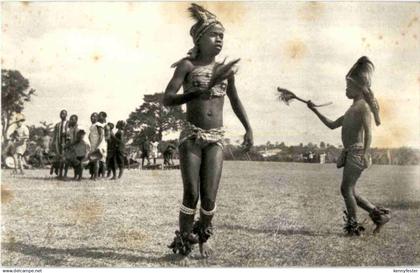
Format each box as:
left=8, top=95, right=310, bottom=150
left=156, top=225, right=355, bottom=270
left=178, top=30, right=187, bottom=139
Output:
left=336, top=143, right=368, bottom=171
left=179, top=122, right=225, bottom=149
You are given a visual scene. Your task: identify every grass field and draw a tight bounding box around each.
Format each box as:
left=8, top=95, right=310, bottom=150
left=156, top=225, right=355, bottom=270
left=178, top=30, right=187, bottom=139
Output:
left=1, top=161, right=419, bottom=267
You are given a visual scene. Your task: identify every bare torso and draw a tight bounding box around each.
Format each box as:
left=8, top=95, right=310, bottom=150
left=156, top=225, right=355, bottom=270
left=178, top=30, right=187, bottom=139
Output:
left=183, top=62, right=227, bottom=130
left=341, top=99, right=368, bottom=148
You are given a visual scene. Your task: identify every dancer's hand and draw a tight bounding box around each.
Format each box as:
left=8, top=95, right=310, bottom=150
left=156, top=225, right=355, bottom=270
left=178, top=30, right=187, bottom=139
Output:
left=242, top=130, right=254, bottom=152
left=363, top=153, right=371, bottom=169
left=307, top=100, right=316, bottom=110
left=198, top=88, right=212, bottom=100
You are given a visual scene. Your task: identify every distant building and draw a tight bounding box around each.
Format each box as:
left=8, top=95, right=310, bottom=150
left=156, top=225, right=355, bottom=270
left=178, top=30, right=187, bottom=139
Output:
left=319, top=153, right=326, bottom=164
left=259, top=148, right=283, bottom=158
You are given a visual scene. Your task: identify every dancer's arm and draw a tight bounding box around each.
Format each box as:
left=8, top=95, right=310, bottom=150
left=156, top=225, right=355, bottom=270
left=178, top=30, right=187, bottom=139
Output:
left=361, top=103, right=372, bottom=167
left=227, top=74, right=253, bottom=151
left=307, top=101, right=343, bottom=130
left=163, top=60, right=210, bottom=106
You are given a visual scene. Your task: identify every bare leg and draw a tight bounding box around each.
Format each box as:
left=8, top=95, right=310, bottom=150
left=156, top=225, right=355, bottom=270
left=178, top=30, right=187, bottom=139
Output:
left=118, top=155, right=124, bottom=179
left=198, top=144, right=223, bottom=258
left=179, top=140, right=201, bottom=234
left=78, top=165, right=83, bottom=181
left=109, top=156, right=116, bottom=179
left=73, top=166, right=78, bottom=180
left=91, top=161, right=98, bottom=180
left=17, top=154, right=24, bottom=174
left=341, top=165, right=369, bottom=235
left=58, top=161, right=64, bottom=178
left=39, top=154, right=45, bottom=168
left=107, top=161, right=112, bottom=177
left=12, top=155, right=18, bottom=174
left=118, top=167, right=124, bottom=179
left=341, top=165, right=361, bottom=221
left=354, top=189, right=375, bottom=212
left=64, top=163, right=69, bottom=179
left=168, top=140, right=201, bottom=257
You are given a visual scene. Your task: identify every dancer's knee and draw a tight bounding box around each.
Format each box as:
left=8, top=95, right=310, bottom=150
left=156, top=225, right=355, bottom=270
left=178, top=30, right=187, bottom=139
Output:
left=340, top=183, right=352, bottom=199
left=183, top=190, right=199, bottom=208
left=201, top=196, right=216, bottom=211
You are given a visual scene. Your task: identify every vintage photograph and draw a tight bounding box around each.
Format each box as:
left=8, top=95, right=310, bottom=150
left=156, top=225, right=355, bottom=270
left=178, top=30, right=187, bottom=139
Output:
left=1, top=1, right=419, bottom=269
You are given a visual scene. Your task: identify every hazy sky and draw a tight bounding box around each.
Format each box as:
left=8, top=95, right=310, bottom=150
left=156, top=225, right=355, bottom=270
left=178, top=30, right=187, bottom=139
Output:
left=2, top=2, right=419, bottom=147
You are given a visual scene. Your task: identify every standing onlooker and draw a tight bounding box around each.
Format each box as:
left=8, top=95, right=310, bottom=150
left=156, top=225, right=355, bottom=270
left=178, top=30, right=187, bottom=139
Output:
left=36, top=129, right=51, bottom=168
left=63, top=114, right=79, bottom=178
left=66, top=130, right=89, bottom=181
left=141, top=136, right=151, bottom=168
left=41, top=129, right=51, bottom=155
left=150, top=138, right=159, bottom=165
left=114, top=120, right=126, bottom=179
left=88, top=112, right=100, bottom=180
left=10, top=113, right=29, bottom=175
left=106, top=122, right=116, bottom=178
left=97, top=111, right=109, bottom=177
left=163, top=143, right=176, bottom=166
left=67, top=114, right=79, bottom=144
left=51, top=109, right=69, bottom=178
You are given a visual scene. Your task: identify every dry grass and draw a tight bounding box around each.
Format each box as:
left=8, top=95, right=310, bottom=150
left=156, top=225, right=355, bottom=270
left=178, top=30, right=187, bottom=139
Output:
left=1, top=162, right=419, bottom=267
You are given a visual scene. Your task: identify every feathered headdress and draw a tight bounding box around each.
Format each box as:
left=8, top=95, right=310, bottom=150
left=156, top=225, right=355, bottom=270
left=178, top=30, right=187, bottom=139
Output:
left=346, top=56, right=381, bottom=126
left=188, top=3, right=223, bottom=45
left=171, top=3, right=224, bottom=68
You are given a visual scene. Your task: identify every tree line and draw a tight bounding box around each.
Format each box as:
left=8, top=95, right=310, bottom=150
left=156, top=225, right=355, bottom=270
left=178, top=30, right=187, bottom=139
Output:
left=2, top=69, right=419, bottom=166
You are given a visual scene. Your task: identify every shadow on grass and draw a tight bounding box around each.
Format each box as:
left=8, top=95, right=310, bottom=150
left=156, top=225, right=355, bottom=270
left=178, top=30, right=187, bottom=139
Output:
left=13, top=176, right=60, bottom=181
left=218, top=224, right=334, bottom=237
left=2, top=241, right=187, bottom=266
left=16, top=176, right=100, bottom=182
left=382, top=200, right=420, bottom=210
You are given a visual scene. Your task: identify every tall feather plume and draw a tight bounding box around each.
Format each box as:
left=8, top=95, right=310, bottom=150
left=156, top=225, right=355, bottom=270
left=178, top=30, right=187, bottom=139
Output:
left=188, top=3, right=216, bottom=22
left=208, top=59, right=241, bottom=88
left=277, top=88, right=297, bottom=105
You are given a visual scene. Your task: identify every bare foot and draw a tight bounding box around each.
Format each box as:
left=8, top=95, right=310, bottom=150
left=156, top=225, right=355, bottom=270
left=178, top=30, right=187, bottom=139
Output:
left=199, top=241, right=213, bottom=258
left=176, top=254, right=190, bottom=266
left=373, top=220, right=390, bottom=234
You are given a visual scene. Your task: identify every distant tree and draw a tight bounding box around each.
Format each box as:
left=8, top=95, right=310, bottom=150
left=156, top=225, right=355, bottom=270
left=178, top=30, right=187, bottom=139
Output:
left=28, top=121, right=54, bottom=143
left=125, top=93, right=185, bottom=146
left=320, top=141, right=326, bottom=149
left=1, top=69, right=36, bottom=141
left=392, top=147, right=419, bottom=165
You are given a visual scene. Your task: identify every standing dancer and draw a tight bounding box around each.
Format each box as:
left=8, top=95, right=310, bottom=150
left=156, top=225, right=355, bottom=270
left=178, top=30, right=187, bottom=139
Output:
left=306, top=56, right=391, bottom=235
left=164, top=3, right=253, bottom=258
